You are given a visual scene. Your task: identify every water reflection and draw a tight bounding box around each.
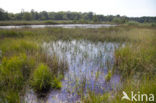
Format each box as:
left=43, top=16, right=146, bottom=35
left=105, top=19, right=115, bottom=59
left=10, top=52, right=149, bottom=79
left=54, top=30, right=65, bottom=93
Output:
left=0, top=24, right=117, bottom=29
left=25, top=40, right=122, bottom=103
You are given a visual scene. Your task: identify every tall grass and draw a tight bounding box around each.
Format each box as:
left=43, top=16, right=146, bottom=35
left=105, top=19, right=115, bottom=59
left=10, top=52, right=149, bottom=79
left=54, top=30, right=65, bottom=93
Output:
left=0, top=39, right=38, bottom=57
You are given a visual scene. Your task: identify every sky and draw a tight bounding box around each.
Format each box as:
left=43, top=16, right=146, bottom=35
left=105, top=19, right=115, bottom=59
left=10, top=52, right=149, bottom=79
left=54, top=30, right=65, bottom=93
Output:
left=0, top=0, right=156, bottom=17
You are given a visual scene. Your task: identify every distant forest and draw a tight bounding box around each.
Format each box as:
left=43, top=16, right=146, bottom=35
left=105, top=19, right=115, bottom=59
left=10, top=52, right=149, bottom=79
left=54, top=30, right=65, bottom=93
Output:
left=0, top=8, right=156, bottom=23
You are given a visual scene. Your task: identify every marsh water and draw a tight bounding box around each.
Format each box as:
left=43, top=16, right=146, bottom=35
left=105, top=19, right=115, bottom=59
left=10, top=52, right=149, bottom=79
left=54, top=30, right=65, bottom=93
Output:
left=0, top=24, right=116, bottom=29
left=24, top=40, right=122, bottom=103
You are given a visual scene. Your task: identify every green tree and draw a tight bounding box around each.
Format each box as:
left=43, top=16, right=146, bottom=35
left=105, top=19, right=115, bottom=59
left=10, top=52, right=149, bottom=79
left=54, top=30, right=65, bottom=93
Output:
left=23, top=12, right=32, bottom=20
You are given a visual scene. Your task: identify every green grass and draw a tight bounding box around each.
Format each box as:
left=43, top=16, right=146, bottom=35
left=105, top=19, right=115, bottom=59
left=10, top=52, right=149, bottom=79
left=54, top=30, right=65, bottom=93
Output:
left=114, top=44, right=156, bottom=78
left=0, top=39, right=38, bottom=57
left=0, top=25, right=156, bottom=102
left=1, top=26, right=155, bottom=42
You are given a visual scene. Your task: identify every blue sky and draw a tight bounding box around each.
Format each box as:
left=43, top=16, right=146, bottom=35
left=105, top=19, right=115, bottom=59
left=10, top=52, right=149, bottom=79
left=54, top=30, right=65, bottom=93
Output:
left=0, top=0, right=155, bottom=17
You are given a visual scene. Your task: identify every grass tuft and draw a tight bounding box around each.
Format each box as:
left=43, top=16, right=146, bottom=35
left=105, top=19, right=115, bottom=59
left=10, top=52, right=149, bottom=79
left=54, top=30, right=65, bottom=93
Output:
left=31, top=63, right=61, bottom=94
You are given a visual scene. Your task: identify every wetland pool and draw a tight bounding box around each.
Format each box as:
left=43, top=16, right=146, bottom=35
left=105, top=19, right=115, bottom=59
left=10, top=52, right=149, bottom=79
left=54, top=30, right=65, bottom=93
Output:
left=24, top=40, right=123, bottom=103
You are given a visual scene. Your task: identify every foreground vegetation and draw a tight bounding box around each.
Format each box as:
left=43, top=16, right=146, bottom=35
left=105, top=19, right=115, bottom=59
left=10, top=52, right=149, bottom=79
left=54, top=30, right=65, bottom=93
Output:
left=0, top=34, right=68, bottom=102
left=0, top=25, right=156, bottom=103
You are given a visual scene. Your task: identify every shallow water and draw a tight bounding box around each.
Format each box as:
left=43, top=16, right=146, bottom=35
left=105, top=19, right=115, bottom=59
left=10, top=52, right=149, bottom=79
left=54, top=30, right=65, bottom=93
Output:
left=25, top=40, right=122, bottom=103
left=0, top=24, right=116, bottom=29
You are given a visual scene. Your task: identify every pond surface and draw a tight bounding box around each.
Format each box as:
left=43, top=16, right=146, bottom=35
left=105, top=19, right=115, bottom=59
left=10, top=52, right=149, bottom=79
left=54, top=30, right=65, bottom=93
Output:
left=24, top=40, right=122, bottom=103
left=0, top=24, right=116, bottom=29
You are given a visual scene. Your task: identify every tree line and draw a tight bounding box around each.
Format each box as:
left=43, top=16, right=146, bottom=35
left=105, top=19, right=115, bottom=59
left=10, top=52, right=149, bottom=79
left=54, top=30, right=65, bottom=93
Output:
left=0, top=8, right=156, bottom=23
